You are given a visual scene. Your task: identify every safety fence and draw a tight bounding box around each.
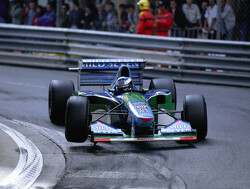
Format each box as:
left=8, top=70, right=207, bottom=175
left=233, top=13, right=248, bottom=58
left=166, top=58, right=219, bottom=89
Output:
left=0, top=24, right=250, bottom=87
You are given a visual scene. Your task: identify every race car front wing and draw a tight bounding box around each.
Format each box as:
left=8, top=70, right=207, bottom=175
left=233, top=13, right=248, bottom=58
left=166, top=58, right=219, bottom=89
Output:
left=90, top=120, right=197, bottom=143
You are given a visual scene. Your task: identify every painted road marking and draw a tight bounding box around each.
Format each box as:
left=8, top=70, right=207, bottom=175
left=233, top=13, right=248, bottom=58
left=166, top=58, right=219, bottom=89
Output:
left=0, top=123, right=43, bottom=189
left=0, top=80, right=46, bottom=89
left=67, top=170, right=154, bottom=180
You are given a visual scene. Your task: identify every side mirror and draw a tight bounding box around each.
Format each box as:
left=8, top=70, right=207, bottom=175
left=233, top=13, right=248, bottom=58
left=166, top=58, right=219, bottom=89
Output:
left=108, top=88, right=116, bottom=93
left=157, top=95, right=166, bottom=104
left=142, top=88, right=149, bottom=92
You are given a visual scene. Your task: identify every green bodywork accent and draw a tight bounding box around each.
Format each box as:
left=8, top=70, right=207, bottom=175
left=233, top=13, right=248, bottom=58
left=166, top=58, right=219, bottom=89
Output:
left=148, top=93, right=175, bottom=111
left=72, top=91, right=80, bottom=96
left=122, top=92, right=147, bottom=107
left=148, top=93, right=175, bottom=121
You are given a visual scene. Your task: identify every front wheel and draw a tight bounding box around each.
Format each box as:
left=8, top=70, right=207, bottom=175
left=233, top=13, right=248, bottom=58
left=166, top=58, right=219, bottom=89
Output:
left=65, top=96, right=89, bottom=142
left=182, top=94, right=207, bottom=140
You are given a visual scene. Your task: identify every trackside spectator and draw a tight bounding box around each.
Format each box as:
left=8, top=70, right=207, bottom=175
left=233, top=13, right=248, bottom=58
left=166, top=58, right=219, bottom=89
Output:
left=204, top=0, right=218, bottom=39
left=118, top=4, right=129, bottom=32
left=137, top=0, right=154, bottom=35
left=182, top=0, right=202, bottom=38
left=94, top=3, right=107, bottom=30
left=220, top=0, right=235, bottom=40
left=26, top=0, right=37, bottom=25
left=38, top=3, right=55, bottom=27
left=81, top=5, right=95, bottom=29
left=32, top=5, right=44, bottom=26
left=154, top=1, right=173, bottom=37
left=11, top=0, right=22, bottom=24
left=103, top=0, right=113, bottom=12
left=0, top=0, right=8, bottom=23
left=127, top=4, right=136, bottom=33
left=201, top=1, right=208, bottom=28
left=68, top=0, right=84, bottom=29
left=102, top=2, right=118, bottom=31
left=237, top=0, right=249, bottom=41
left=170, top=0, right=187, bottom=37
left=58, top=3, right=69, bottom=28
left=21, top=2, right=28, bottom=24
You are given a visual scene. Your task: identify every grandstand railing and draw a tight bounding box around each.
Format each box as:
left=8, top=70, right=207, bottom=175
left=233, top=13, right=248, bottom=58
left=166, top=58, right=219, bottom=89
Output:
left=0, top=23, right=250, bottom=87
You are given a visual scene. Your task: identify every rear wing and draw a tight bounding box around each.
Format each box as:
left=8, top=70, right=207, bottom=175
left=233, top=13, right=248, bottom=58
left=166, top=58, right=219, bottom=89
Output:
left=69, top=59, right=146, bottom=91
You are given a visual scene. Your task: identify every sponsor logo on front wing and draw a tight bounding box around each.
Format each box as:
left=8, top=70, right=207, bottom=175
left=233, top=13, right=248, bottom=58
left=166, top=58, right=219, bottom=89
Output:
left=161, top=120, right=192, bottom=134
left=91, top=122, right=123, bottom=135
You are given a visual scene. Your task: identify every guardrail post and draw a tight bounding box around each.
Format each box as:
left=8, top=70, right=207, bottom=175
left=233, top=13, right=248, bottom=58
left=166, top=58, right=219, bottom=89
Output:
left=217, top=0, right=222, bottom=40
left=56, top=0, right=62, bottom=27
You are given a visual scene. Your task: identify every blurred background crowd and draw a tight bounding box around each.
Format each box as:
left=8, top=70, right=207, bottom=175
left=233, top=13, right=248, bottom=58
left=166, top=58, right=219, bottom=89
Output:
left=0, top=0, right=249, bottom=41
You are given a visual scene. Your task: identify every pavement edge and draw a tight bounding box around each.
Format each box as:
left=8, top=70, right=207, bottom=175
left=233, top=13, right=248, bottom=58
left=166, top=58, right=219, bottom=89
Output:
left=0, top=117, right=66, bottom=189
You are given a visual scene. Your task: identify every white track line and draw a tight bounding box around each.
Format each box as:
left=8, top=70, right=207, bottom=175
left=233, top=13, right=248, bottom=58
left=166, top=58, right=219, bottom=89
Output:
left=0, top=80, right=46, bottom=89
left=0, top=123, right=43, bottom=189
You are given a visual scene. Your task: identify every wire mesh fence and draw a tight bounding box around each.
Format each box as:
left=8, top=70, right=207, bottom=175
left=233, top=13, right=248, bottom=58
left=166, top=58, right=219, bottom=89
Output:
left=1, top=0, right=250, bottom=41
left=150, top=0, right=250, bottom=41
left=80, top=0, right=250, bottom=41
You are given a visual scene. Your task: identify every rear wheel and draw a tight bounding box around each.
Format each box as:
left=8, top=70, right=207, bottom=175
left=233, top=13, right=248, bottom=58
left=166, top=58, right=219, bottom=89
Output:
left=182, top=94, right=207, bottom=140
left=49, top=80, right=74, bottom=124
left=149, top=78, right=176, bottom=106
left=65, top=96, right=89, bottom=142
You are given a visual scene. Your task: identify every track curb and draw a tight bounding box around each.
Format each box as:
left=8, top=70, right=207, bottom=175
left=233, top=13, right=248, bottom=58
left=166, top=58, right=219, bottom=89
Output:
left=0, top=118, right=66, bottom=189
left=0, top=122, right=43, bottom=189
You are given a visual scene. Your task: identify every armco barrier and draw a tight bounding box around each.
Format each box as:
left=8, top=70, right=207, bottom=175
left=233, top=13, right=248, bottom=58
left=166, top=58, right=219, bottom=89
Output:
left=0, top=23, right=250, bottom=87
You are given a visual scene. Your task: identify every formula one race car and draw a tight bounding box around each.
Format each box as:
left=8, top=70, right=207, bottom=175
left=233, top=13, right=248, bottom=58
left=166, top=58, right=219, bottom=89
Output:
left=48, top=59, right=207, bottom=144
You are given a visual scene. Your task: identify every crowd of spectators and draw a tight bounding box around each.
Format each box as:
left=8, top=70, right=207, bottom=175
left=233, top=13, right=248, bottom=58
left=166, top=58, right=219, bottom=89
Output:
left=7, top=0, right=56, bottom=26
left=0, top=0, right=249, bottom=41
left=1, top=0, right=137, bottom=33
left=168, top=0, right=249, bottom=41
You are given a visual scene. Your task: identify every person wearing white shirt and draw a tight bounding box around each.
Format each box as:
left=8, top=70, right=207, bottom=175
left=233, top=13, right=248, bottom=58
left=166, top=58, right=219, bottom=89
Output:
left=182, top=0, right=202, bottom=38
left=221, top=0, right=235, bottom=40
left=204, top=0, right=218, bottom=39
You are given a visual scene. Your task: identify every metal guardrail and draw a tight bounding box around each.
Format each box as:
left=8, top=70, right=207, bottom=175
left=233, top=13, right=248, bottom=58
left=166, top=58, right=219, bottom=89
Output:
left=0, top=23, right=250, bottom=87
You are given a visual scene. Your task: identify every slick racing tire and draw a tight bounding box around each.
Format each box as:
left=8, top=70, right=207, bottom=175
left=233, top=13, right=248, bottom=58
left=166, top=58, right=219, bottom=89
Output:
left=149, top=78, right=176, bottom=106
left=49, top=80, right=74, bottom=124
left=182, top=94, right=207, bottom=140
left=65, top=96, right=89, bottom=142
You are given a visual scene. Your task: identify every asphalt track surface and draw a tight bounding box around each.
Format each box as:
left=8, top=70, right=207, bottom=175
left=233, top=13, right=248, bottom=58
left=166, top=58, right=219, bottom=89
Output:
left=0, top=65, right=250, bottom=188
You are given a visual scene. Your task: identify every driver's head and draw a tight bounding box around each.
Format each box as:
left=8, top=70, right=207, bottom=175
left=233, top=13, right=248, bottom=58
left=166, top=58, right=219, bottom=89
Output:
left=116, top=77, right=133, bottom=92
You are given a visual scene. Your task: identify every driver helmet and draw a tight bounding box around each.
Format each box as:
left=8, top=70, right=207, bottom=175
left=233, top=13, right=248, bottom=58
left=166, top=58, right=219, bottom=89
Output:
left=116, top=77, right=133, bottom=91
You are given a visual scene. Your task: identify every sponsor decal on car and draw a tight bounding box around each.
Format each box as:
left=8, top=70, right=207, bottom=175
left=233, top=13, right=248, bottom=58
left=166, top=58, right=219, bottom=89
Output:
left=136, top=105, right=148, bottom=110
left=161, top=120, right=192, bottom=134
left=91, top=121, right=123, bottom=135
left=81, top=59, right=145, bottom=69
